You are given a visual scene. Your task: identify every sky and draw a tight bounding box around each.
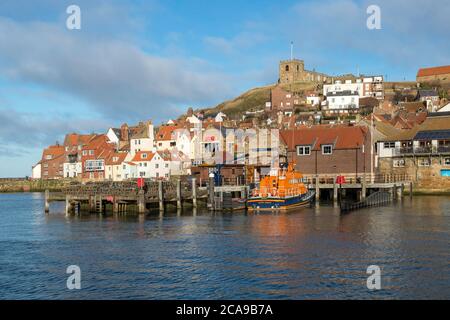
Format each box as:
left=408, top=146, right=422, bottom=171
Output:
left=0, top=0, right=449, bottom=177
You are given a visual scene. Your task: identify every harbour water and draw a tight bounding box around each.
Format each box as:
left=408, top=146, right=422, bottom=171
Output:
left=0, top=192, right=449, bottom=299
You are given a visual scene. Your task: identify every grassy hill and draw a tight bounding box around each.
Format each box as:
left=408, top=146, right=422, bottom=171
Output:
left=196, top=81, right=318, bottom=120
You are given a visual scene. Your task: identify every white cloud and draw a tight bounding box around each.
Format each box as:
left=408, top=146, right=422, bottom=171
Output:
left=0, top=17, right=234, bottom=122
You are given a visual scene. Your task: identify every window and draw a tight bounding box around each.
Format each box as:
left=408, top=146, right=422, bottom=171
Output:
left=418, top=158, right=431, bottom=167
left=297, top=146, right=311, bottom=156
left=142, top=153, right=147, bottom=159
left=383, top=142, right=395, bottom=149
left=45, top=155, right=52, bottom=160
left=165, top=163, right=169, bottom=168
left=165, top=174, right=169, bottom=178
left=89, top=150, right=94, bottom=156
left=82, top=150, right=87, bottom=156
left=156, top=172, right=160, bottom=178
left=155, top=164, right=159, bottom=169
left=85, top=160, right=104, bottom=172
left=285, top=65, right=289, bottom=72
left=170, top=142, right=176, bottom=147
left=322, top=145, right=333, bottom=155
left=393, top=159, right=405, bottom=167
left=144, top=163, right=147, bottom=167
left=444, top=157, right=450, bottom=166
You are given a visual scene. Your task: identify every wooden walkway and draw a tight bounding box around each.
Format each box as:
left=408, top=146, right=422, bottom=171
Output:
left=45, top=179, right=208, bottom=215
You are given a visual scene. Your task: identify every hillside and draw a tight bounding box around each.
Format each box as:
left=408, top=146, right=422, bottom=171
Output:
left=195, top=81, right=318, bottom=120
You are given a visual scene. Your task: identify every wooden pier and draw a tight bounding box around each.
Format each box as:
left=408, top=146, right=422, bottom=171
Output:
left=44, top=178, right=209, bottom=215
left=307, top=174, right=413, bottom=207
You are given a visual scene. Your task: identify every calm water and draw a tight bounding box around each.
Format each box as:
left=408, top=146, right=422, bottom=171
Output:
left=0, top=192, right=449, bottom=300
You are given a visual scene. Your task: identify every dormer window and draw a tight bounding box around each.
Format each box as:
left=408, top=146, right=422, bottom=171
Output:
left=322, top=145, right=333, bottom=155
left=142, top=153, right=147, bottom=159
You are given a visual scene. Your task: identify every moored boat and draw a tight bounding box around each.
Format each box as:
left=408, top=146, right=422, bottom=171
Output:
left=247, top=163, right=315, bottom=211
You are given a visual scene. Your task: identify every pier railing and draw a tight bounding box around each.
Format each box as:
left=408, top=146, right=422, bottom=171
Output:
left=302, top=173, right=411, bottom=185
left=340, top=190, right=392, bottom=213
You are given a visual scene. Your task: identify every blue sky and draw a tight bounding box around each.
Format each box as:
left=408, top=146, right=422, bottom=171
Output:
left=0, top=0, right=449, bottom=177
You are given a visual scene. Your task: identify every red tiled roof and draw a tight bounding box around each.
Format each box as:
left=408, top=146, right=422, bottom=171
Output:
left=132, top=151, right=155, bottom=162
left=156, top=125, right=179, bottom=141
left=42, top=145, right=65, bottom=159
left=105, top=152, right=128, bottom=165
left=280, top=125, right=368, bottom=151
left=417, top=65, right=450, bottom=78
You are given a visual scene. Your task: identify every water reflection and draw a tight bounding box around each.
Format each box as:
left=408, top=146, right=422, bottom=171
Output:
left=0, top=193, right=449, bottom=299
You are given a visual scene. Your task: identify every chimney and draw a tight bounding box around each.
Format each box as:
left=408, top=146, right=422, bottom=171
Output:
left=121, top=123, right=129, bottom=141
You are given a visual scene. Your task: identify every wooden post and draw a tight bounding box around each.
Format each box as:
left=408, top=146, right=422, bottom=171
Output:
left=333, top=178, right=338, bottom=207
left=409, top=181, right=413, bottom=199
left=208, top=176, right=215, bottom=210
left=89, top=195, right=95, bottom=213
left=392, top=184, right=397, bottom=201
left=138, top=189, right=145, bottom=214
left=361, top=174, right=367, bottom=200
left=113, top=198, right=119, bottom=214
left=315, top=176, right=320, bottom=202
left=192, top=178, right=197, bottom=208
left=158, top=180, right=164, bottom=212
left=98, top=196, right=103, bottom=214
left=176, top=179, right=182, bottom=209
left=44, top=189, right=50, bottom=213
left=65, top=195, right=71, bottom=216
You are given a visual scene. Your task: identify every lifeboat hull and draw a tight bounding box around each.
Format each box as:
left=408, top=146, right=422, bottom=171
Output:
left=247, top=191, right=315, bottom=211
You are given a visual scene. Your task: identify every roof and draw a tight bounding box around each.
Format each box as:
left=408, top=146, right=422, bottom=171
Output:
left=417, top=65, right=450, bottom=78
left=418, top=89, right=439, bottom=97
left=280, top=125, right=368, bottom=151
left=132, top=151, right=155, bottom=162
left=105, top=152, right=128, bottom=165
left=381, top=114, right=450, bottom=141
left=326, top=90, right=359, bottom=97
left=130, top=121, right=152, bottom=139
left=414, top=130, right=450, bottom=141
left=64, top=133, right=97, bottom=147
left=42, top=145, right=65, bottom=160
left=156, top=125, right=179, bottom=141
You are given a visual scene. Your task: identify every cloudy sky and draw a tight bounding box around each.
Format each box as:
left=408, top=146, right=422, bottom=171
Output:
left=0, top=0, right=449, bottom=177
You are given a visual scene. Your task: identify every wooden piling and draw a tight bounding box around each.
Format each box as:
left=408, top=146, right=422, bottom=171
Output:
left=44, top=189, right=50, bottom=213
left=192, top=178, right=197, bottom=208
left=113, top=198, right=119, bottom=214
left=409, top=182, right=413, bottom=199
left=361, top=175, right=367, bottom=200
left=158, top=180, right=164, bottom=212
left=333, top=178, right=338, bottom=207
left=315, top=176, right=320, bottom=202
left=138, top=189, right=145, bottom=214
left=208, top=176, right=215, bottom=210
left=65, top=195, right=71, bottom=216
left=176, top=179, right=182, bottom=209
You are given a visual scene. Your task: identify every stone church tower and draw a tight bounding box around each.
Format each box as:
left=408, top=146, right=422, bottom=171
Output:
left=278, top=58, right=330, bottom=84
left=279, top=59, right=305, bottom=84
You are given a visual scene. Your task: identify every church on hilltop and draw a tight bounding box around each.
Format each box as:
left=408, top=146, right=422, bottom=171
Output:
left=278, top=58, right=331, bottom=84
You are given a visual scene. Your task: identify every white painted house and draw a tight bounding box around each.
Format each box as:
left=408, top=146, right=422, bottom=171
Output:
left=32, top=162, right=42, bottom=179
left=325, top=90, right=359, bottom=113
left=63, top=162, right=82, bottom=178
left=132, top=151, right=172, bottom=180
left=105, top=152, right=128, bottom=181
left=130, top=121, right=155, bottom=156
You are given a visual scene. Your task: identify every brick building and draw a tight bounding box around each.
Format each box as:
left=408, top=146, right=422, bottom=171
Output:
left=80, top=135, right=116, bottom=180
left=376, top=113, right=450, bottom=191
left=280, top=125, right=373, bottom=181
left=417, top=65, right=450, bottom=84
left=40, top=144, right=66, bottom=179
left=269, top=86, right=301, bottom=112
